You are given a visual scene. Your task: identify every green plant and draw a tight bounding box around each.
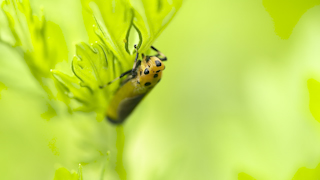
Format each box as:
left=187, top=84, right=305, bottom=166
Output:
left=0, top=0, right=182, bottom=179
left=53, top=164, right=83, bottom=180
left=53, top=0, right=183, bottom=121
left=1, top=0, right=182, bottom=120
left=1, top=0, right=70, bottom=117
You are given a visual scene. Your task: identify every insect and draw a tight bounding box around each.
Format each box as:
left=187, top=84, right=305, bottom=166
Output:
left=105, top=45, right=167, bottom=124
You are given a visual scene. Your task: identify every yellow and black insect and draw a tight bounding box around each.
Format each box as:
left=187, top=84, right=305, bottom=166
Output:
left=105, top=45, right=167, bottom=124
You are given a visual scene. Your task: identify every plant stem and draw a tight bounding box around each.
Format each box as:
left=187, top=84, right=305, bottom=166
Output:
left=115, top=125, right=127, bottom=180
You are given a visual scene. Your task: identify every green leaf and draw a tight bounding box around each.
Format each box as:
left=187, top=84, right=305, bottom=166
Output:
left=1, top=1, right=22, bottom=47
left=48, top=138, right=60, bottom=156
left=81, top=0, right=135, bottom=68
left=1, top=0, right=69, bottom=106
left=292, top=163, right=320, bottom=180
left=41, top=103, right=57, bottom=121
left=51, top=70, right=92, bottom=105
left=307, top=79, right=320, bottom=122
left=73, top=42, right=114, bottom=90
left=52, top=42, right=117, bottom=114
left=263, top=0, right=320, bottom=39
left=2, top=0, right=68, bottom=78
left=52, top=60, right=109, bottom=122
left=53, top=168, right=79, bottom=180
left=131, top=0, right=183, bottom=53
left=238, top=172, right=256, bottom=180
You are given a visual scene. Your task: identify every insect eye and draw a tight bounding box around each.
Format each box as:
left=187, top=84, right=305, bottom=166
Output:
left=144, top=68, right=149, bottom=75
left=155, top=60, right=161, bottom=67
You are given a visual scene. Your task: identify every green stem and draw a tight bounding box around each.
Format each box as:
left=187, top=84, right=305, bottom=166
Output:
left=115, top=125, right=127, bottom=180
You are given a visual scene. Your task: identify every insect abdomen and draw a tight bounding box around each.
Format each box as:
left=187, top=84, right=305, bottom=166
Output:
left=107, top=94, right=145, bottom=124
left=106, top=80, right=146, bottom=124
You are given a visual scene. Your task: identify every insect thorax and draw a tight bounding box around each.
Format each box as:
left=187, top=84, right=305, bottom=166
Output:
left=132, top=56, right=165, bottom=94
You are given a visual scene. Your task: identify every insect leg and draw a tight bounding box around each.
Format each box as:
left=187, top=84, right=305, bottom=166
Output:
left=151, top=46, right=167, bottom=61
left=99, top=69, right=132, bottom=88
left=99, top=45, right=140, bottom=89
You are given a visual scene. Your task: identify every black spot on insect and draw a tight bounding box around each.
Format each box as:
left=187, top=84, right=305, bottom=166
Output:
left=158, top=79, right=161, bottom=83
left=144, top=68, right=149, bottom=75
left=154, top=74, right=158, bottom=78
left=140, top=71, right=142, bottom=76
left=156, top=70, right=160, bottom=73
left=145, top=82, right=151, bottom=86
left=137, top=80, right=140, bottom=84
left=155, top=60, right=161, bottom=67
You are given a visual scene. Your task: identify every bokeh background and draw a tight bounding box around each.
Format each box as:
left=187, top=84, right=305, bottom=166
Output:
left=1, top=0, right=320, bottom=179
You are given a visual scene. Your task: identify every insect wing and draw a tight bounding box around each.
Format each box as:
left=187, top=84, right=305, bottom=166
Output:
left=107, top=79, right=146, bottom=123
left=108, top=94, right=145, bottom=124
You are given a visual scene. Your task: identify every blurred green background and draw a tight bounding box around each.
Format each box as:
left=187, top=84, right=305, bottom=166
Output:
left=1, top=0, right=320, bottom=179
